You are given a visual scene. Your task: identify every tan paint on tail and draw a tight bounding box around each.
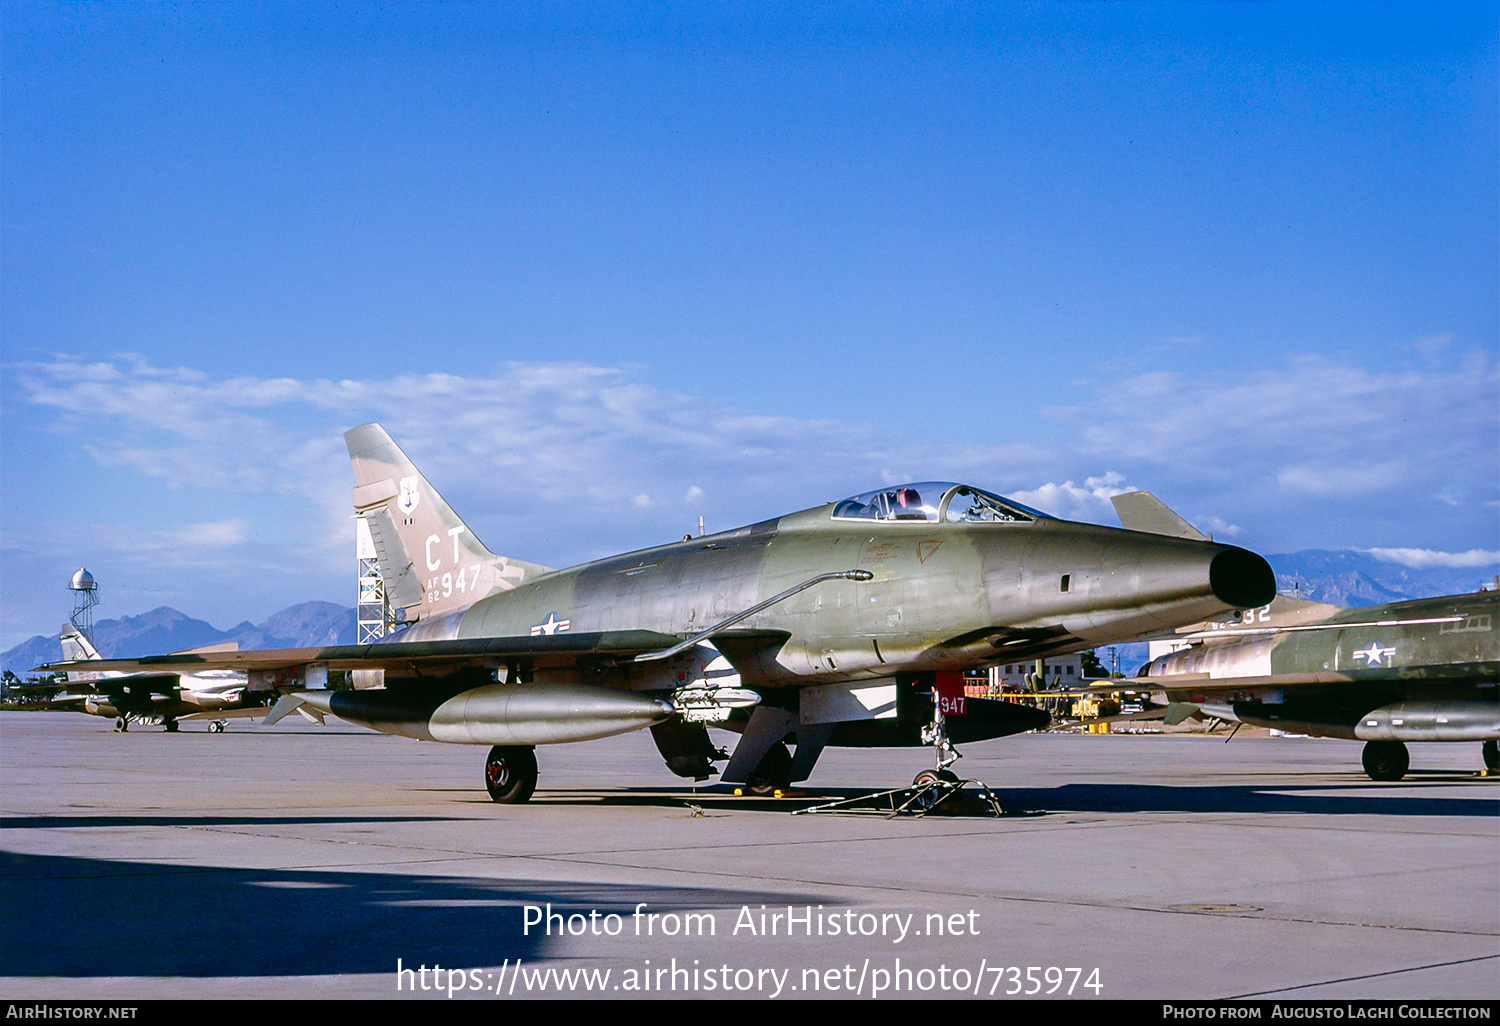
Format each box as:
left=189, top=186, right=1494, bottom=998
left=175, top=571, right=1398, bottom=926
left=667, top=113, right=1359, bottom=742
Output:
left=344, top=423, right=552, bottom=622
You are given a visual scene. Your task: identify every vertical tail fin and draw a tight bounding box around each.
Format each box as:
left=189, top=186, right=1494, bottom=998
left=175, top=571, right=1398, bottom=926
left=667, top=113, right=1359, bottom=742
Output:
left=344, top=424, right=552, bottom=622
left=59, top=625, right=107, bottom=683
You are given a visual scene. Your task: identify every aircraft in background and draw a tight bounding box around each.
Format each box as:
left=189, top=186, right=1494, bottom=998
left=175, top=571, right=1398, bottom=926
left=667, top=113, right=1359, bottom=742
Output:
left=45, top=424, right=1275, bottom=801
left=32, top=625, right=264, bottom=733
left=1127, top=590, right=1499, bottom=780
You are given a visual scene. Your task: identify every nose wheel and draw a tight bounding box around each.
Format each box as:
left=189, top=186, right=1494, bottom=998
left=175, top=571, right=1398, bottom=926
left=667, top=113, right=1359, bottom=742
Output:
left=913, top=768, right=961, bottom=787
left=484, top=745, right=538, bottom=804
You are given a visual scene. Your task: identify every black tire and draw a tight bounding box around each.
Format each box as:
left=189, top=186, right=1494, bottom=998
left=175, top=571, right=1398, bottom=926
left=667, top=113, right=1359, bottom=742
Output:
left=164, top=721, right=179, bottom=733
left=485, top=745, right=538, bottom=804
left=1483, top=740, right=1498, bottom=773
left=912, top=768, right=960, bottom=787
left=1362, top=740, right=1409, bottom=781
left=910, top=769, right=960, bottom=811
left=746, top=741, right=792, bottom=796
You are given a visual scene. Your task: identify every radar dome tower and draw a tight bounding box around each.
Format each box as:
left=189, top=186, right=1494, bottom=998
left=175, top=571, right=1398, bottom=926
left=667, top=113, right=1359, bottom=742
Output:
left=69, top=568, right=100, bottom=644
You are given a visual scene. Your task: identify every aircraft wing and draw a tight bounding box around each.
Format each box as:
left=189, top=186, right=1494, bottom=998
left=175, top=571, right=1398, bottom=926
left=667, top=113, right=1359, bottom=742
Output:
left=1065, top=672, right=1371, bottom=695
left=1045, top=671, right=1391, bottom=700
left=32, top=692, right=94, bottom=712
left=18, top=672, right=184, bottom=698
left=1094, top=662, right=1500, bottom=697
left=177, top=707, right=275, bottom=721
left=36, top=629, right=747, bottom=676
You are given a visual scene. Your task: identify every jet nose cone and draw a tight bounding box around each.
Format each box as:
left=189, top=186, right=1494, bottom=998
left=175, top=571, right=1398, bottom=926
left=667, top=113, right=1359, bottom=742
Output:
left=1209, top=547, right=1276, bottom=609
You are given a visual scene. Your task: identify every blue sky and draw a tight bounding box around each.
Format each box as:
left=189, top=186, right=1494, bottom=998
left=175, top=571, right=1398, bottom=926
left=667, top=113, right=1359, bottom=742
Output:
left=3, top=2, right=1497, bottom=650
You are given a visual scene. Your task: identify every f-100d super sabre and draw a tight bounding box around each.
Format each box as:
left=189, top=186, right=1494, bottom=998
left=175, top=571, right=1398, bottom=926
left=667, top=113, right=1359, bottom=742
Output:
left=44, top=424, right=1275, bottom=802
left=28, top=625, right=260, bottom=733
left=1133, top=589, right=1500, bottom=780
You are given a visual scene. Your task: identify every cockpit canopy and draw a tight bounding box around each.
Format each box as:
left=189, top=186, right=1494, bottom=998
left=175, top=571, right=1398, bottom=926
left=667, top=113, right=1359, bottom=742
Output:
left=831, top=483, right=1051, bottom=524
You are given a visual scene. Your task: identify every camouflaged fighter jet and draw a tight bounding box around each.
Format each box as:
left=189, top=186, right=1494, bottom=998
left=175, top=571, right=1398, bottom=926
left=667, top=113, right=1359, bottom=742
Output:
left=26, top=625, right=261, bottom=733
left=42, top=424, right=1275, bottom=802
left=1132, top=589, right=1500, bottom=780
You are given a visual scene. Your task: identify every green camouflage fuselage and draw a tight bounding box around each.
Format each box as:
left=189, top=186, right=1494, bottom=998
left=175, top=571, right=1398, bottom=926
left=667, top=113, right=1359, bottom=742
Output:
left=399, top=502, right=1272, bottom=688
left=1148, top=591, right=1500, bottom=740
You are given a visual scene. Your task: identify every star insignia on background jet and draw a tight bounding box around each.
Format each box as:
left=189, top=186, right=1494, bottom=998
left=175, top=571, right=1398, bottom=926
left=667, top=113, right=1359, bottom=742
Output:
left=1352, top=642, right=1396, bottom=667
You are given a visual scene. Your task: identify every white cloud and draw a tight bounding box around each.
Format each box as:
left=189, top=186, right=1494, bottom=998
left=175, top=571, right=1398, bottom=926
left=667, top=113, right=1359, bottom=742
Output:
left=7, top=348, right=1498, bottom=633
left=1010, top=472, right=1134, bottom=520
left=1405, top=334, right=1455, bottom=361
left=1364, top=548, right=1500, bottom=570
left=1194, top=515, right=1244, bottom=539
left=1055, top=354, right=1497, bottom=487
left=177, top=520, right=251, bottom=549
left=1275, top=462, right=1405, bottom=497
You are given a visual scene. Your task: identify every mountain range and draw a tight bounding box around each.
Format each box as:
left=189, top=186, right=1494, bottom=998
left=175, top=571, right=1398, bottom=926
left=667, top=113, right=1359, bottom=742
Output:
left=4, top=549, right=1496, bottom=676
left=2, top=602, right=356, bottom=678
left=1266, top=549, right=1499, bottom=608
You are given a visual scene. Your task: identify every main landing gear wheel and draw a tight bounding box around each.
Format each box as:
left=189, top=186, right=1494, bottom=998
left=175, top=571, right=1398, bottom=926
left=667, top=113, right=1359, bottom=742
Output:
left=114, top=717, right=129, bottom=733
left=484, top=745, right=538, bottom=804
left=164, top=720, right=179, bottom=733
left=1362, top=740, right=1409, bottom=781
left=1483, top=740, right=1499, bottom=773
left=745, top=741, right=793, bottom=796
left=208, top=720, right=227, bottom=733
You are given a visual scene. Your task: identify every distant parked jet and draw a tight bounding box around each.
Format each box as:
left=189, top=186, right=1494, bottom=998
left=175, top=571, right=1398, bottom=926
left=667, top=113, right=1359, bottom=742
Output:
left=34, top=625, right=263, bottom=732
left=1128, top=590, right=1499, bottom=780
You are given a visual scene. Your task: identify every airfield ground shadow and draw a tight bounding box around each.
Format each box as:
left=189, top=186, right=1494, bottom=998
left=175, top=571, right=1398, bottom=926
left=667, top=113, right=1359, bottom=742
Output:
left=0, top=850, right=827, bottom=978
left=994, top=781, right=1498, bottom=817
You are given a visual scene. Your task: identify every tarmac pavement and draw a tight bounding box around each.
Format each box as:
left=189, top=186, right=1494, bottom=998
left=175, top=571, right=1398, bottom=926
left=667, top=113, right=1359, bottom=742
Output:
left=1, top=711, right=1495, bottom=1000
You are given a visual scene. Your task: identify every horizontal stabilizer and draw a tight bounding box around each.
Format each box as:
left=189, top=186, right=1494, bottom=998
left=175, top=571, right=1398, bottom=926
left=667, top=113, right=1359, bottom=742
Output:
left=1111, top=492, right=1207, bottom=541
